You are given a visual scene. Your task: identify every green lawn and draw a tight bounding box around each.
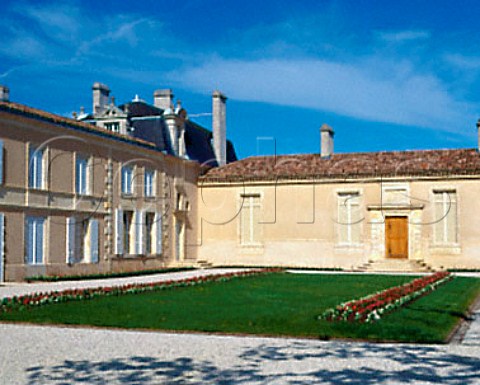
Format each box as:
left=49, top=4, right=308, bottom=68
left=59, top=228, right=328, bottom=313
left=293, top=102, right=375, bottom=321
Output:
left=1, top=273, right=479, bottom=343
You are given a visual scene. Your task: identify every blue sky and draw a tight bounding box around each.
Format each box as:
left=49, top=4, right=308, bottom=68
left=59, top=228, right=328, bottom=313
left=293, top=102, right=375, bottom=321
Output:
left=1, top=0, right=480, bottom=159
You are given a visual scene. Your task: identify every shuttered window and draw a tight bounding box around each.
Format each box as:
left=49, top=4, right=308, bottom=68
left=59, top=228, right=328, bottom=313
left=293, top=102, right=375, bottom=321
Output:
left=433, top=191, right=457, bottom=244
left=240, top=196, right=262, bottom=246
left=75, top=155, right=89, bottom=195
left=144, top=170, right=155, bottom=197
left=26, top=216, right=45, bottom=264
left=134, top=210, right=144, bottom=255
left=121, top=165, right=134, bottom=195
left=337, top=192, right=361, bottom=245
left=29, top=146, right=45, bottom=189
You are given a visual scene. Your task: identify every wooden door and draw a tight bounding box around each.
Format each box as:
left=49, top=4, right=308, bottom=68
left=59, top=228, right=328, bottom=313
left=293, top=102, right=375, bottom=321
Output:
left=385, top=217, right=408, bottom=259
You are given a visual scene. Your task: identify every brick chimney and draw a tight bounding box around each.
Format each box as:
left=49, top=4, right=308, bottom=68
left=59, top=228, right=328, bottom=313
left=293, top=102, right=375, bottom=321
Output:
left=154, top=89, right=174, bottom=111
left=0, top=85, right=10, bottom=102
left=320, top=124, right=334, bottom=158
left=212, top=90, right=227, bottom=166
left=92, top=82, right=110, bottom=116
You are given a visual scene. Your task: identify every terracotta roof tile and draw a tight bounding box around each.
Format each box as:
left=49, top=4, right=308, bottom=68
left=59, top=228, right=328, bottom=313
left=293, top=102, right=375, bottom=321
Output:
left=201, top=149, right=480, bottom=182
left=0, top=101, right=156, bottom=149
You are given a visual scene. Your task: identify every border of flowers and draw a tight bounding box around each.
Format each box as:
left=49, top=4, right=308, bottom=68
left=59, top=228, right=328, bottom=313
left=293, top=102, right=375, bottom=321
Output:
left=319, top=271, right=453, bottom=323
left=0, top=268, right=282, bottom=313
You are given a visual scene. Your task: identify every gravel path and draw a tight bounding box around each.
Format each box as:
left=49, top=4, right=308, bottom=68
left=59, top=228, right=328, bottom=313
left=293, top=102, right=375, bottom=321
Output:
left=0, top=268, right=250, bottom=299
left=0, top=324, right=479, bottom=385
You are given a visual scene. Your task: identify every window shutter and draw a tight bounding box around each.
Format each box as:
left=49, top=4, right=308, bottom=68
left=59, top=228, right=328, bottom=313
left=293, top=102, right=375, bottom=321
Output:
left=135, top=210, right=144, bottom=255
left=66, top=217, right=76, bottom=263
left=0, top=140, right=4, bottom=185
left=90, top=219, right=99, bottom=263
left=0, top=213, right=4, bottom=282
left=115, top=209, right=124, bottom=255
left=155, top=212, right=162, bottom=254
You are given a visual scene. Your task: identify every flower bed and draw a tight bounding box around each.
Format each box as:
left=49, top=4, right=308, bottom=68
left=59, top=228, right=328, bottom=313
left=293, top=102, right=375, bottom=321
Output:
left=0, top=268, right=282, bottom=313
left=319, top=271, right=453, bottom=323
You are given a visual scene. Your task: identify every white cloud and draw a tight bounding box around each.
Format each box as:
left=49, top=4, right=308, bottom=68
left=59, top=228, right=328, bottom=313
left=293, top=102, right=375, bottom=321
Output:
left=171, top=57, right=476, bottom=133
left=377, top=30, right=431, bottom=43
left=444, top=54, right=480, bottom=70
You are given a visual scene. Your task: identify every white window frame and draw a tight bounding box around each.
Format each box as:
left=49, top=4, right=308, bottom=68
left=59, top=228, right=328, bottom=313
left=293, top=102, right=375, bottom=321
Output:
left=433, top=190, right=458, bottom=245
left=144, top=169, right=155, bottom=197
left=121, top=165, right=134, bottom=195
left=336, top=191, right=362, bottom=246
left=28, top=145, right=46, bottom=190
left=75, top=154, right=90, bottom=195
left=26, top=216, right=45, bottom=265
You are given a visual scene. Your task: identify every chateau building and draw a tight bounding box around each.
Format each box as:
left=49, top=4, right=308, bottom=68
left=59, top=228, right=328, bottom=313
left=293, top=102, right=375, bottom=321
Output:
left=0, top=83, right=480, bottom=281
left=0, top=84, right=234, bottom=281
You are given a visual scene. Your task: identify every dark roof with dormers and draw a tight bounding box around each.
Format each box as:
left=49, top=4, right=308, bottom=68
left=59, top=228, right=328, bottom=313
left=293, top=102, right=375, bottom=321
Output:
left=200, top=149, right=480, bottom=182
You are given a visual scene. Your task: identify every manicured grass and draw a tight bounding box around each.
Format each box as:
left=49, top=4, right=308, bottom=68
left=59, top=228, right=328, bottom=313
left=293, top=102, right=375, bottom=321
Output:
left=1, top=273, right=479, bottom=343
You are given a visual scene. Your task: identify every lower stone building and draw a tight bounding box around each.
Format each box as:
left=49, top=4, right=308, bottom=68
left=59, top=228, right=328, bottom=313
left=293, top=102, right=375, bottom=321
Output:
left=197, top=125, right=480, bottom=271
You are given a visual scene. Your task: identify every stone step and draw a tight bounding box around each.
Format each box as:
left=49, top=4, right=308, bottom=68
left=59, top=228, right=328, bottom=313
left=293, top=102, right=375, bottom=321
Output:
left=357, top=259, right=435, bottom=273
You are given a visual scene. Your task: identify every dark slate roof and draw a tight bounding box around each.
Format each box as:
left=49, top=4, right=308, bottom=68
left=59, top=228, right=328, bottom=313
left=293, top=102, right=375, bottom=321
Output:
left=120, top=101, right=163, bottom=117
left=122, top=101, right=238, bottom=165
left=200, top=149, right=480, bottom=182
left=130, top=117, right=172, bottom=154
left=184, top=120, right=217, bottom=166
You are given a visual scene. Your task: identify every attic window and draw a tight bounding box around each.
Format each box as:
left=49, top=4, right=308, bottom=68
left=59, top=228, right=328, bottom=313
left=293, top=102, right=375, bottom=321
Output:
left=105, top=122, right=120, bottom=133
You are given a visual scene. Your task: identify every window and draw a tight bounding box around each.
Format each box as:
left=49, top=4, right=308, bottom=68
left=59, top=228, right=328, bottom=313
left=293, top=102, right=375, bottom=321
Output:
left=66, top=217, right=86, bottom=264
left=121, top=165, right=134, bottom=195
left=337, top=192, right=362, bottom=245
left=66, top=217, right=98, bottom=263
left=75, top=155, right=89, bottom=195
left=145, top=213, right=155, bottom=254
left=105, top=122, right=120, bottom=133
left=144, top=170, right=155, bottom=197
left=240, top=195, right=262, bottom=246
left=29, top=146, right=45, bottom=189
left=26, top=216, right=45, bottom=265
left=433, top=190, right=457, bottom=244
left=123, top=211, right=133, bottom=254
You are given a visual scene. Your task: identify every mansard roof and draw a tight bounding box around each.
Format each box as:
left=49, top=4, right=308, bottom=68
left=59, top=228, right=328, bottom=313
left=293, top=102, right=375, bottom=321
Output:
left=200, top=148, right=480, bottom=182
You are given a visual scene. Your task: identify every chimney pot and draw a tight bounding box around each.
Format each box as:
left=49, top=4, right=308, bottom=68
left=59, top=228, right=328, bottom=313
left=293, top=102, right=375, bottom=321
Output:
left=320, top=123, right=334, bottom=158
left=477, top=119, right=480, bottom=152
left=0, top=85, right=10, bottom=102
left=92, top=82, right=110, bottom=116
left=154, top=89, right=174, bottom=111
left=212, top=90, right=227, bottom=166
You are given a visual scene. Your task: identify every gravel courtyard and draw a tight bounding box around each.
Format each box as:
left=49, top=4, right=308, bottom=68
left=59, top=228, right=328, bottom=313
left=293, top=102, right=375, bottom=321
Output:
left=0, top=270, right=479, bottom=385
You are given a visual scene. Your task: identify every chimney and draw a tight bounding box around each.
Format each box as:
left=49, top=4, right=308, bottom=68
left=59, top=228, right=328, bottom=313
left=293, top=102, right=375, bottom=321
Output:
left=0, top=85, right=10, bottom=102
left=154, top=89, right=174, bottom=111
left=477, top=119, right=480, bottom=151
left=212, top=90, right=227, bottom=166
left=92, top=82, right=110, bottom=115
left=320, top=124, right=334, bottom=158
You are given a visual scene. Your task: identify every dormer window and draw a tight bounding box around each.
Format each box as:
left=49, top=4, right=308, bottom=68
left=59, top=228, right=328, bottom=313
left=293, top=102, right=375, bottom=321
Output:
left=105, top=122, right=120, bottom=133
